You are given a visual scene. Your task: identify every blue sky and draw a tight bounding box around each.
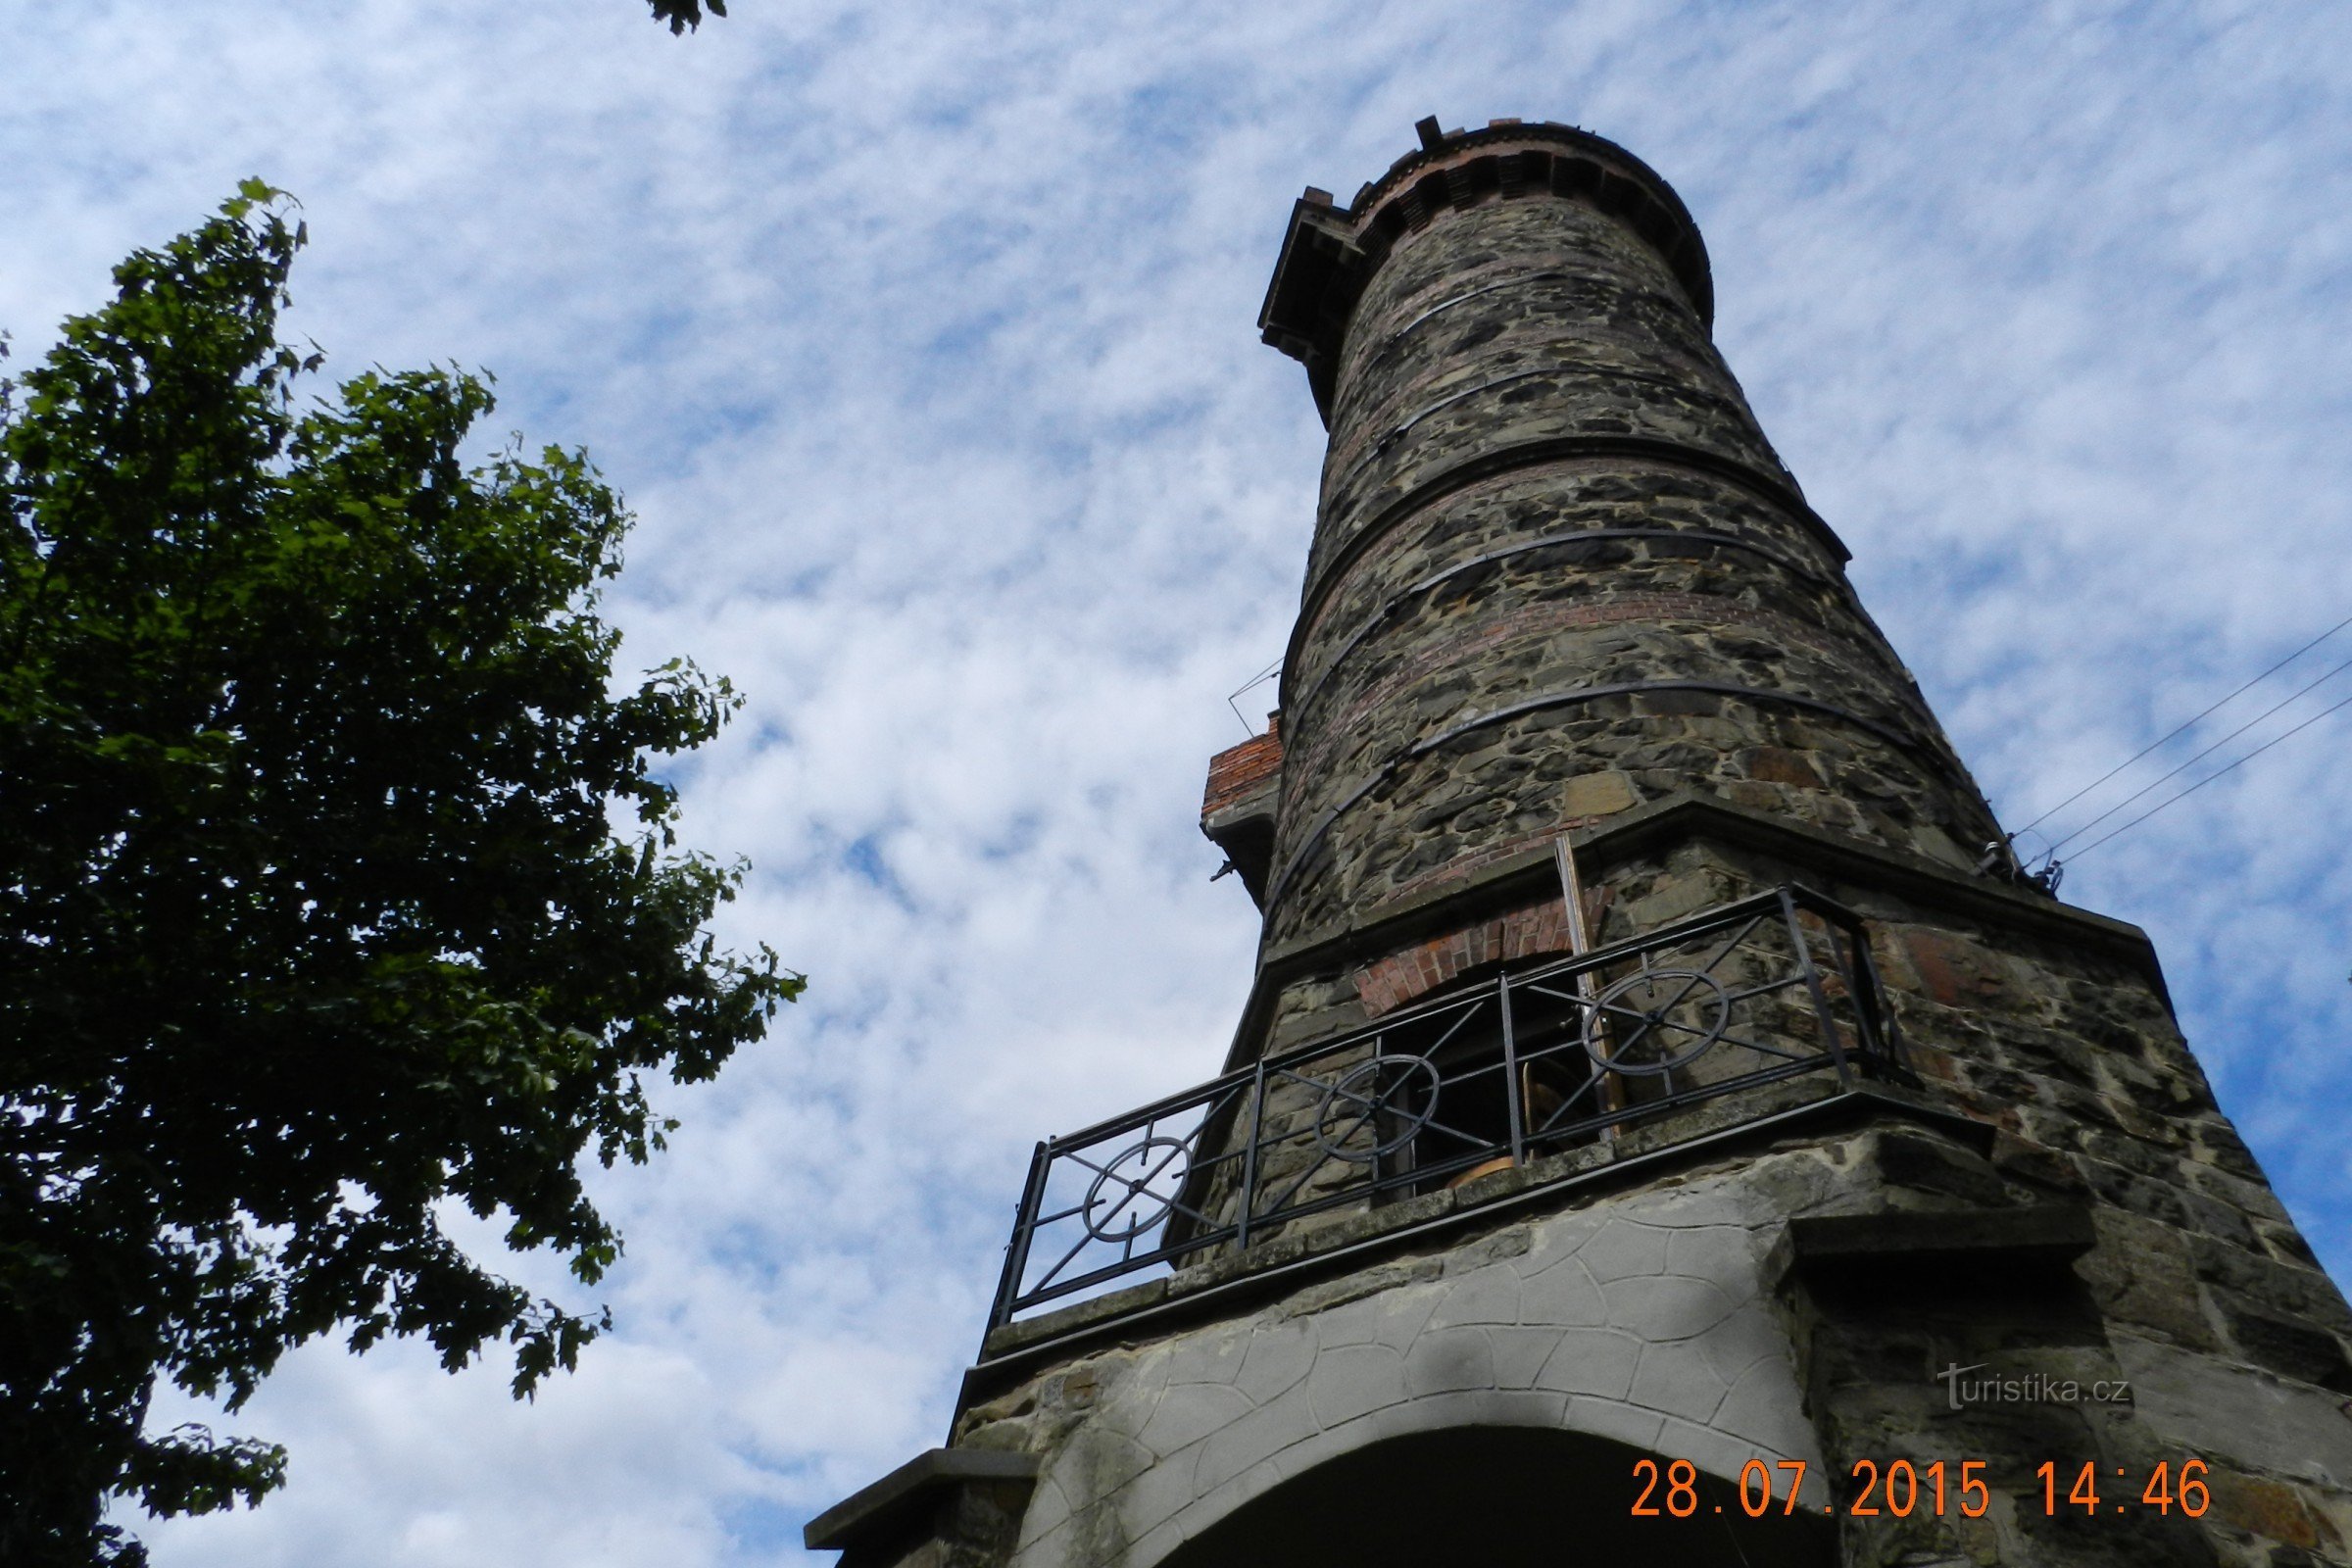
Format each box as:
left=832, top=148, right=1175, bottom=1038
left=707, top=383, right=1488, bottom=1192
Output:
left=6, top=1, right=2351, bottom=1562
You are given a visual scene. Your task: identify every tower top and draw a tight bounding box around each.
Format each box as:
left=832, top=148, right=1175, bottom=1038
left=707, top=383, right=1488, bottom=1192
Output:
left=1258, top=119, right=1715, bottom=420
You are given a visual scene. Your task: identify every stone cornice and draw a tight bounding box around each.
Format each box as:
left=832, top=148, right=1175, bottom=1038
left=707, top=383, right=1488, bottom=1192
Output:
left=1259, top=122, right=1716, bottom=420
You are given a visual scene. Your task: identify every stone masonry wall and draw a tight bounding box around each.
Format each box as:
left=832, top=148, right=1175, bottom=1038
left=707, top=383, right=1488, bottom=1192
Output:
left=1258, top=173, right=2005, bottom=956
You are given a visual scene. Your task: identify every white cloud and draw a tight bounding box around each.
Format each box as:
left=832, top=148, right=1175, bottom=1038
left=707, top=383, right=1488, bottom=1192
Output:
left=10, top=0, right=2352, bottom=1562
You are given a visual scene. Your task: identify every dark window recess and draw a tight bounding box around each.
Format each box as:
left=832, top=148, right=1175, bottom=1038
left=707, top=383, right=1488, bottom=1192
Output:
left=1366, top=979, right=1604, bottom=1196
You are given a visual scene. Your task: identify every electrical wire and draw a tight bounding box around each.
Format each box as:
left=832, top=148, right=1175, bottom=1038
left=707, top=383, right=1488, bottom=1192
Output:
left=2016, top=609, right=2352, bottom=834
left=1225, top=657, right=1282, bottom=736
left=2065, top=685, right=2352, bottom=861
left=2045, top=649, right=2352, bottom=852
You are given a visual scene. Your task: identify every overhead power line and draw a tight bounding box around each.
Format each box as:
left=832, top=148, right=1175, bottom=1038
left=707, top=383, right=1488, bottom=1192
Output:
left=2016, top=610, right=2352, bottom=835
left=2067, top=685, right=2352, bottom=861
left=2045, top=649, right=2352, bottom=853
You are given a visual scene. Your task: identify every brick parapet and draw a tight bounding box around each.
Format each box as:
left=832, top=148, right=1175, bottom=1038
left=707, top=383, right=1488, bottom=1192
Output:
left=1201, top=715, right=1282, bottom=821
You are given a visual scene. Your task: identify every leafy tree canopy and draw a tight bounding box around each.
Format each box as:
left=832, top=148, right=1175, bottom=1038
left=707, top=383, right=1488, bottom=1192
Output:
left=649, top=0, right=727, bottom=32
left=0, top=181, right=800, bottom=1564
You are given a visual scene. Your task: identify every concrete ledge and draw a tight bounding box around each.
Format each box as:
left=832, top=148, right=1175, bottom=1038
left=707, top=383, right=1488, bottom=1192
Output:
left=803, top=1447, right=1039, bottom=1552
left=1787, top=1202, right=2095, bottom=1268
left=1777, top=1203, right=2098, bottom=1302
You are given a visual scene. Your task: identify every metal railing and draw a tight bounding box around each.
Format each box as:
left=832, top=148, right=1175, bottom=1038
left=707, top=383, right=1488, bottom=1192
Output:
left=987, top=885, right=1904, bottom=1333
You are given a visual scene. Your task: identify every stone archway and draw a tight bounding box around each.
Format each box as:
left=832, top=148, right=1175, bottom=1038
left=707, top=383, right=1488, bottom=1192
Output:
left=1152, top=1424, right=1834, bottom=1568
left=999, top=1180, right=1836, bottom=1568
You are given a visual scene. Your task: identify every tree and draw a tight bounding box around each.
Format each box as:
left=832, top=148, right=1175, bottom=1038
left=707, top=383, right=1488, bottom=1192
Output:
left=0, top=183, right=801, bottom=1565
left=649, top=0, right=726, bottom=32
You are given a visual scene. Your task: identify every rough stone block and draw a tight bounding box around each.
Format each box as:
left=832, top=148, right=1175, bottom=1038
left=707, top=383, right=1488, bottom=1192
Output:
left=1898, top=926, right=2009, bottom=1007
left=1402, top=1324, right=1499, bottom=1396
left=1487, top=1326, right=1563, bottom=1389
left=1786, top=1201, right=2094, bottom=1272
left=1106, top=1442, right=1199, bottom=1540
left=1603, top=1273, right=1740, bottom=1341
left=1708, top=1350, right=1814, bottom=1456
left=2185, top=1235, right=2352, bottom=1338
left=1303, top=1342, right=1406, bottom=1428
left=2115, top=1334, right=2352, bottom=1488
left=2206, top=1470, right=2344, bottom=1555
left=2012, top=1494, right=2224, bottom=1568
left=1188, top=1395, right=1322, bottom=1498
left=1135, top=1382, right=1253, bottom=1459
left=1628, top=1341, right=1733, bottom=1422
left=1564, top=1395, right=1666, bottom=1453
left=2213, top=1294, right=2352, bottom=1393
left=1558, top=768, right=1639, bottom=817
left=1424, top=1260, right=1523, bottom=1329
left=1990, top=1129, right=2088, bottom=1195
left=1741, top=745, right=1824, bottom=789
left=1578, top=1216, right=1673, bottom=1282
left=1873, top=1128, right=2009, bottom=1204
left=2078, top=1208, right=2220, bottom=1351
left=1533, top=1326, right=1643, bottom=1398
left=1233, top=1319, right=1318, bottom=1405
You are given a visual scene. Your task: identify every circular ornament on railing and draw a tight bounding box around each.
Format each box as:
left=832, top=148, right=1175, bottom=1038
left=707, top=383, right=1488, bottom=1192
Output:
left=1312, top=1054, right=1442, bottom=1162
left=1582, top=968, right=1732, bottom=1076
left=1081, top=1136, right=1191, bottom=1241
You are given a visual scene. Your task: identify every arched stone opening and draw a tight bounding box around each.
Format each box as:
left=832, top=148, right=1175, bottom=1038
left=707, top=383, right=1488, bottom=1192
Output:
left=1151, top=1424, right=1833, bottom=1568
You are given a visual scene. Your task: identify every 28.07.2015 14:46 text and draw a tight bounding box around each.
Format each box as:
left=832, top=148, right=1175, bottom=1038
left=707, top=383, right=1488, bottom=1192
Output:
left=1629, top=1456, right=2213, bottom=1519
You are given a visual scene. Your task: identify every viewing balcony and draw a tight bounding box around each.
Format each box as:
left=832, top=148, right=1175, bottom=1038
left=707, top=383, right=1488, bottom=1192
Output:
left=984, top=886, right=1913, bottom=1348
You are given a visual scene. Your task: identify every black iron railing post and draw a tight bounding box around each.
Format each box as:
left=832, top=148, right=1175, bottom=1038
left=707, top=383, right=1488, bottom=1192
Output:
left=1498, top=974, right=1525, bottom=1166
left=1845, top=921, right=1903, bottom=1068
left=989, top=1140, right=1052, bottom=1332
left=1782, top=888, right=1853, bottom=1086
left=1236, top=1061, right=1266, bottom=1250
left=1817, top=909, right=1877, bottom=1063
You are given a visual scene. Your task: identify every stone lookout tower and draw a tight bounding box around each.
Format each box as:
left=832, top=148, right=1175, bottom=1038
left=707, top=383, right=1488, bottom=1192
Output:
left=807, top=120, right=2352, bottom=1568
